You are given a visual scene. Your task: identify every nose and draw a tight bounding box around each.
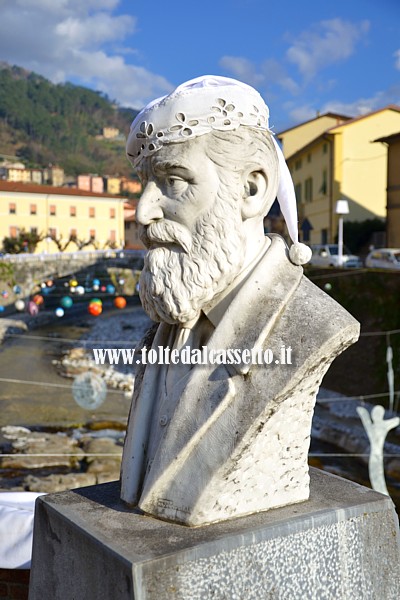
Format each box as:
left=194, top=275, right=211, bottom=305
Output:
left=136, top=181, right=164, bottom=225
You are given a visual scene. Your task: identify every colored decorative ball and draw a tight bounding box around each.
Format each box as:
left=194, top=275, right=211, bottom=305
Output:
left=114, top=296, right=127, bottom=309
left=90, top=298, right=102, bottom=305
left=324, top=283, right=332, bottom=291
left=55, top=307, right=65, bottom=317
left=92, top=285, right=100, bottom=292
left=61, top=296, right=73, bottom=309
left=32, top=294, right=44, bottom=306
left=1, top=291, right=8, bottom=298
left=88, top=302, right=102, bottom=316
left=15, top=299, right=25, bottom=311
left=76, top=286, right=85, bottom=295
left=46, top=280, right=53, bottom=287
left=69, top=279, right=78, bottom=287
left=106, top=284, right=115, bottom=294
left=100, top=285, right=106, bottom=292
left=13, top=285, right=21, bottom=294
left=41, top=282, right=47, bottom=289
left=0, top=306, right=5, bottom=313
left=28, top=301, right=39, bottom=316
left=118, top=279, right=125, bottom=285
left=92, top=279, right=101, bottom=286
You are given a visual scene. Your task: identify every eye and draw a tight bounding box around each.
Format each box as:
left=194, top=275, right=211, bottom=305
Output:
left=166, top=176, right=181, bottom=186
left=165, top=176, right=188, bottom=193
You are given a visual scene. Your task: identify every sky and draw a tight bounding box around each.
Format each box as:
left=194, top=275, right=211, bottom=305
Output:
left=0, top=0, right=399, bottom=131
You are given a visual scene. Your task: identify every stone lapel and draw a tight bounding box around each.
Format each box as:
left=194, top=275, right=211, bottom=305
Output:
left=121, top=236, right=359, bottom=525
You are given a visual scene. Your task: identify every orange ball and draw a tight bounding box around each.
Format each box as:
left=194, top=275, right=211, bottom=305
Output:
left=88, top=302, right=102, bottom=316
left=114, top=296, right=127, bottom=309
left=32, top=294, right=44, bottom=306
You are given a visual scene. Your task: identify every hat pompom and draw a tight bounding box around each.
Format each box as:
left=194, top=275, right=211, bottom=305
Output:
left=289, top=242, right=312, bottom=266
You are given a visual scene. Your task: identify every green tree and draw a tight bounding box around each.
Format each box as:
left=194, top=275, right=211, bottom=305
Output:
left=2, top=228, right=44, bottom=253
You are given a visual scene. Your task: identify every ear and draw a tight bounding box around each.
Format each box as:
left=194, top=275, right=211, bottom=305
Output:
left=241, top=170, right=268, bottom=220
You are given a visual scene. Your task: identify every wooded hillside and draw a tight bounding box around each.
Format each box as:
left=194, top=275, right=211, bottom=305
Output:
left=0, top=63, right=138, bottom=176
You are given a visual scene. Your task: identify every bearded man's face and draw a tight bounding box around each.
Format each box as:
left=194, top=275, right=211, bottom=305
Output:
left=136, top=137, right=247, bottom=324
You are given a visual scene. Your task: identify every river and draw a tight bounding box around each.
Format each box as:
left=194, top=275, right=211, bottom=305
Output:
left=0, top=304, right=149, bottom=429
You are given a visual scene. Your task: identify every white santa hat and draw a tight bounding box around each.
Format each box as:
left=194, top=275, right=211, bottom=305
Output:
left=126, top=75, right=311, bottom=266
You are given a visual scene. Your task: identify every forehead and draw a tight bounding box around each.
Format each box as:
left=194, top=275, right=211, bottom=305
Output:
left=137, top=136, right=211, bottom=176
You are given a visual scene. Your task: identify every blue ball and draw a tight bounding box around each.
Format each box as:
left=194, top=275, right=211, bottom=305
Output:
left=106, top=284, right=115, bottom=294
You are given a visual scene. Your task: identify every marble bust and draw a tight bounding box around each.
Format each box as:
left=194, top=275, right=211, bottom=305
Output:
left=120, top=76, right=360, bottom=526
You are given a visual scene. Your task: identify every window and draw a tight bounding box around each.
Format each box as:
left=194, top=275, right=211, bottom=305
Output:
left=49, top=228, right=57, bottom=239
left=9, top=203, right=16, bottom=214
left=304, top=178, right=313, bottom=203
left=89, top=207, right=95, bottom=218
left=70, top=206, right=76, bottom=217
left=70, top=228, right=77, bottom=239
left=9, top=226, right=18, bottom=238
left=295, top=183, right=302, bottom=205
left=110, top=207, right=116, bottom=219
left=323, top=143, right=328, bottom=154
left=295, top=159, right=302, bottom=171
left=320, top=169, right=328, bottom=195
left=50, top=205, right=56, bottom=216
left=30, top=204, right=37, bottom=215
left=30, top=227, right=38, bottom=235
left=110, top=230, right=116, bottom=242
left=89, top=229, right=96, bottom=240
left=307, top=153, right=312, bottom=163
left=321, top=229, right=328, bottom=244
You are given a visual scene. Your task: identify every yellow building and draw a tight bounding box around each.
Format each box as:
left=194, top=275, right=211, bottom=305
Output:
left=7, top=167, right=31, bottom=184
left=278, top=105, right=400, bottom=244
left=105, top=177, right=122, bottom=195
left=374, top=132, right=400, bottom=247
left=0, top=181, right=125, bottom=253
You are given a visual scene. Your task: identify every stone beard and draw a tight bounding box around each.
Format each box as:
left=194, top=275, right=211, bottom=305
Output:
left=139, top=176, right=246, bottom=325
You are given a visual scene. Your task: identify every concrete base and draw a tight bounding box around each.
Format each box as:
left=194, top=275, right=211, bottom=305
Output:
left=29, top=468, right=400, bottom=600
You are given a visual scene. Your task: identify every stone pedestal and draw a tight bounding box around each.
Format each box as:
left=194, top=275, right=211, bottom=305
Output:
left=29, top=468, right=400, bottom=600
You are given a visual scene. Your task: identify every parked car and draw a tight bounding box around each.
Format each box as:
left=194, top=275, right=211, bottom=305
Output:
left=365, top=248, right=400, bottom=270
left=309, top=244, right=362, bottom=268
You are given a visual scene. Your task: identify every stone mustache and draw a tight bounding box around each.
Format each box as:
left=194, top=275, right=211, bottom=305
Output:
left=120, top=76, right=360, bottom=526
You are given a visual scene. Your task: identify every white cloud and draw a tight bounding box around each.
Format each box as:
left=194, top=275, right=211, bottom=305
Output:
left=0, top=0, right=173, bottom=108
left=394, top=49, right=400, bottom=70
left=286, top=104, right=318, bottom=123
left=219, top=55, right=300, bottom=96
left=288, top=85, right=400, bottom=124
left=286, top=18, right=370, bottom=80
left=219, top=56, right=264, bottom=87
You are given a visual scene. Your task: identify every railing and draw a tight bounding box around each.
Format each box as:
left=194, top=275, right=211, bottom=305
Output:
left=0, top=249, right=145, bottom=263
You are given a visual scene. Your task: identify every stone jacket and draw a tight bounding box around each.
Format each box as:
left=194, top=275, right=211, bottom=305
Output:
left=120, top=235, right=359, bottom=526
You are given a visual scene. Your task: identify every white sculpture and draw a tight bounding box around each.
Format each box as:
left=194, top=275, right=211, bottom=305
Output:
left=120, top=76, right=360, bottom=526
left=357, top=404, right=399, bottom=496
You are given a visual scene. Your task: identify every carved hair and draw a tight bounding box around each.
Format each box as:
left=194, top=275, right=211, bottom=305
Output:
left=205, top=128, right=280, bottom=216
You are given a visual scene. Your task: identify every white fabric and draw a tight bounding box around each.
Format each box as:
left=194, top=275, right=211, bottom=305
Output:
left=126, top=74, right=310, bottom=263
left=126, top=75, right=270, bottom=165
left=0, top=492, right=45, bottom=568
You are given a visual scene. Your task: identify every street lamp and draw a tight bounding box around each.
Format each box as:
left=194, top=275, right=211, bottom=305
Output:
left=335, top=199, right=349, bottom=267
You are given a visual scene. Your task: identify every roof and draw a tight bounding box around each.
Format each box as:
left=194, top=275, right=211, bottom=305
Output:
left=277, top=112, right=351, bottom=137
left=373, top=131, right=400, bottom=144
left=284, top=105, right=400, bottom=161
left=327, top=105, right=400, bottom=133
left=0, top=180, right=124, bottom=199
